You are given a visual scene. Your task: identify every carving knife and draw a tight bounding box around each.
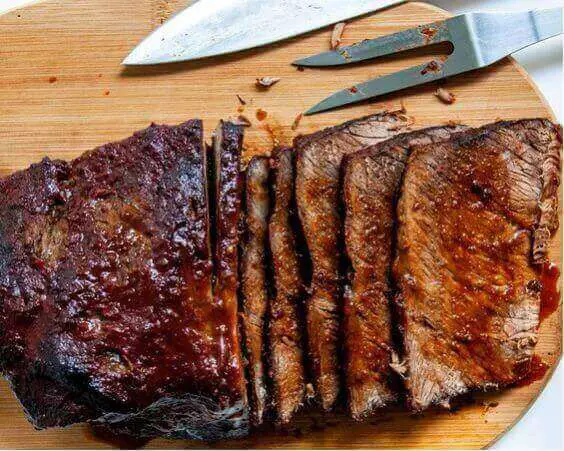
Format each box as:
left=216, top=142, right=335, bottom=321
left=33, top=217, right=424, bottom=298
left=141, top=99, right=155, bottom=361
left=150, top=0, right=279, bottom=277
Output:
left=122, top=0, right=405, bottom=65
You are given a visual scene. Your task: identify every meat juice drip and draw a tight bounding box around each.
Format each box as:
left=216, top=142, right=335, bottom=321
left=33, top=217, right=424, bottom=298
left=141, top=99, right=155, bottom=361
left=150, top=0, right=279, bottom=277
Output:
left=514, top=355, right=549, bottom=387
left=539, top=262, right=560, bottom=323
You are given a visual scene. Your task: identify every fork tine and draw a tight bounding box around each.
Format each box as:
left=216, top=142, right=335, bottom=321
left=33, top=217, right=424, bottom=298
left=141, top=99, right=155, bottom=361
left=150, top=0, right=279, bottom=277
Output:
left=294, top=19, right=451, bottom=67
left=304, top=59, right=448, bottom=115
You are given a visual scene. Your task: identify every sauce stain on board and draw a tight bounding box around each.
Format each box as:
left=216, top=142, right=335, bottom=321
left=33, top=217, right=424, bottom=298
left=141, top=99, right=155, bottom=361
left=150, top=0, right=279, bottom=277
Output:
left=515, top=355, right=549, bottom=387
left=539, top=262, right=560, bottom=323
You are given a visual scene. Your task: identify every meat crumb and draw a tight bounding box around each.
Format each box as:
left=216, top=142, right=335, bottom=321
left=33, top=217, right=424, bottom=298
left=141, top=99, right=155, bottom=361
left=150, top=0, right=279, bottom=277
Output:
left=420, top=26, right=438, bottom=43
left=255, top=77, right=280, bottom=89
left=421, top=60, right=442, bottom=75
left=331, top=22, right=346, bottom=50
left=291, top=113, right=303, bottom=131
left=435, top=87, right=456, bottom=104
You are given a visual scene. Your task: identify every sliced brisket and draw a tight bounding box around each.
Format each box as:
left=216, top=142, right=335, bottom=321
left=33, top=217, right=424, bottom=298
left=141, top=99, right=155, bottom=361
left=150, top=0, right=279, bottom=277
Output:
left=342, top=125, right=467, bottom=420
left=0, top=121, right=249, bottom=440
left=295, top=112, right=409, bottom=409
left=211, top=120, right=248, bottom=420
left=393, top=119, right=561, bottom=411
left=269, top=148, right=307, bottom=424
left=240, top=156, right=270, bottom=426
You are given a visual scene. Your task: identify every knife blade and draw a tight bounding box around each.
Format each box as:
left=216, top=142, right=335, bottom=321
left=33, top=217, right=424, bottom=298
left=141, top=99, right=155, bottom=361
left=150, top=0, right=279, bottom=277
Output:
left=122, top=0, right=405, bottom=65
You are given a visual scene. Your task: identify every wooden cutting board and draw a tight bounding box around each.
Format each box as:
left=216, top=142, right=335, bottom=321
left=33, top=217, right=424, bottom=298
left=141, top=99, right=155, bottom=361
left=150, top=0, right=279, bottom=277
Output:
left=0, top=0, right=561, bottom=449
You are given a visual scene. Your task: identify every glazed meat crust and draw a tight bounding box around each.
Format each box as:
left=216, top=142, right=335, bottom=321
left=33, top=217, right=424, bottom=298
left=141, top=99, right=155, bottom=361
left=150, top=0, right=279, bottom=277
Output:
left=0, top=121, right=249, bottom=440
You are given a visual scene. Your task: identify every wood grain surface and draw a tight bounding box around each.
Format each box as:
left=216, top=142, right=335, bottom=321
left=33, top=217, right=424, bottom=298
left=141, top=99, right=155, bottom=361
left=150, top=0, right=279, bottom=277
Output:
left=0, top=0, right=561, bottom=449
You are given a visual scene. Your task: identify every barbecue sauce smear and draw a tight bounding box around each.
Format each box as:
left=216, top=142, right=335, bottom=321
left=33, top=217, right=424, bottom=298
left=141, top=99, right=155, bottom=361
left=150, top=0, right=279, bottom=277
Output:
left=515, top=355, right=549, bottom=387
left=515, top=263, right=560, bottom=388
left=539, top=262, right=561, bottom=323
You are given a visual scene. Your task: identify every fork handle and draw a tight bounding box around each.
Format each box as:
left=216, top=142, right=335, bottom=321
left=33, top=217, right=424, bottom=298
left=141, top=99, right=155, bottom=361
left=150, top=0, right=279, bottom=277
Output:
left=467, top=8, right=563, bottom=67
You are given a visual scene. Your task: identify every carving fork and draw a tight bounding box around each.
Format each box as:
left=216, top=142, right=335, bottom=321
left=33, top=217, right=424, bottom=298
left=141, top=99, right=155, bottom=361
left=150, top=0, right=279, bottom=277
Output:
left=294, top=8, right=563, bottom=115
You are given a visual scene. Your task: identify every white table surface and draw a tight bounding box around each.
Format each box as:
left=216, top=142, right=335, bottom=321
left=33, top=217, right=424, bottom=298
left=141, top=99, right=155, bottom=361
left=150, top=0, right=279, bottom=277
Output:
left=0, top=0, right=562, bottom=449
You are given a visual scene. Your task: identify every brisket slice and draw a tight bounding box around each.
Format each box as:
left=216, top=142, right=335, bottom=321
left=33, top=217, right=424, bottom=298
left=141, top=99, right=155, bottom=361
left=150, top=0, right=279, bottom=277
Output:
left=268, top=148, right=307, bottom=424
left=393, top=119, right=561, bottom=412
left=211, top=120, right=248, bottom=418
left=342, top=125, right=467, bottom=420
left=295, top=112, right=409, bottom=409
left=240, top=156, right=270, bottom=426
left=0, top=121, right=249, bottom=440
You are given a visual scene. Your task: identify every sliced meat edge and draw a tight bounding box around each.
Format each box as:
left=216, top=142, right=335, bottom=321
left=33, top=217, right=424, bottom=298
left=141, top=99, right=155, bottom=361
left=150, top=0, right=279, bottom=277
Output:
left=342, top=125, right=467, bottom=420
left=240, top=156, right=270, bottom=425
left=295, top=111, right=415, bottom=409
left=269, top=148, right=307, bottom=424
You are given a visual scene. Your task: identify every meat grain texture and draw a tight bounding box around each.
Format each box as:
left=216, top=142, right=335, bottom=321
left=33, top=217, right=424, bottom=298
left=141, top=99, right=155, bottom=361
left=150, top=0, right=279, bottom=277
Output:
left=269, top=148, right=307, bottom=424
left=393, top=119, right=561, bottom=411
left=342, top=125, right=467, bottom=420
left=240, top=156, right=270, bottom=425
left=295, top=111, right=409, bottom=409
left=0, top=121, right=249, bottom=440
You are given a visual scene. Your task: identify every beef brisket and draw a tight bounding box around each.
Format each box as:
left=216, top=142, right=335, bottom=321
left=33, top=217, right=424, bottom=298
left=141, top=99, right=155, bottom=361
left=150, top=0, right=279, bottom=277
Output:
left=295, top=112, right=409, bottom=409
left=342, top=125, right=467, bottom=420
left=0, top=121, right=249, bottom=440
left=268, top=148, right=307, bottom=424
left=1, top=112, right=560, bottom=438
left=393, top=119, right=561, bottom=411
left=240, top=156, right=270, bottom=426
